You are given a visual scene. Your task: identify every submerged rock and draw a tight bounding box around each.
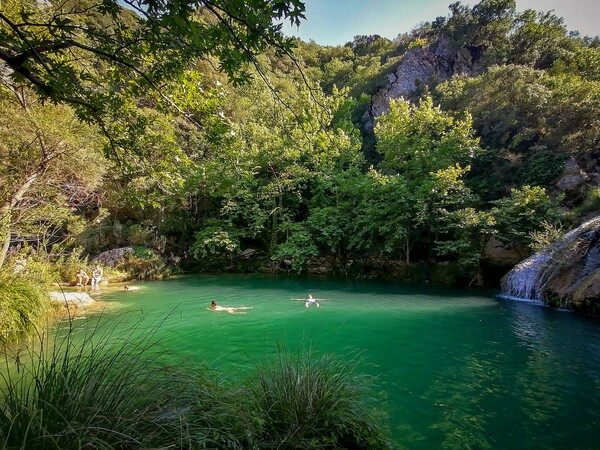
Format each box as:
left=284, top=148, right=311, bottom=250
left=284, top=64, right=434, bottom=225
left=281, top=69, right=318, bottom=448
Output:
left=48, top=291, right=94, bottom=307
left=501, top=216, right=600, bottom=315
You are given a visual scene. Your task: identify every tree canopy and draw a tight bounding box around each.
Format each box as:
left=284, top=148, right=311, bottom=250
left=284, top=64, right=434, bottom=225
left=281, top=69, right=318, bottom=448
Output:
left=0, top=0, right=306, bottom=118
left=1, top=0, right=596, bottom=284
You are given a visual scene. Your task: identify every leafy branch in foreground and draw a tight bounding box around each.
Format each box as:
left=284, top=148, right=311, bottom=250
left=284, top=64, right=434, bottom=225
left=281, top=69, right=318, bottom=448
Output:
left=0, top=0, right=306, bottom=119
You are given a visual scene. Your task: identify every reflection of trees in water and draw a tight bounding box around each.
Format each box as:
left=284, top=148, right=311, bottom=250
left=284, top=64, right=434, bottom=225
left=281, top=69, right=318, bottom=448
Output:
left=516, top=357, right=562, bottom=425
left=509, top=304, right=562, bottom=426
left=425, top=353, right=501, bottom=449
left=417, top=301, right=592, bottom=450
left=389, top=314, right=510, bottom=449
left=509, top=302, right=600, bottom=427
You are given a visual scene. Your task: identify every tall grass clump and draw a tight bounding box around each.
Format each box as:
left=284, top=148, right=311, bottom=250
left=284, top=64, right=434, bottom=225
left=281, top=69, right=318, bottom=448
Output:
left=0, top=314, right=246, bottom=449
left=0, top=275, right=50, bottom=341
left=0, top=314, right=390, bottom=449
left=247, top=348, right=390, bottom=449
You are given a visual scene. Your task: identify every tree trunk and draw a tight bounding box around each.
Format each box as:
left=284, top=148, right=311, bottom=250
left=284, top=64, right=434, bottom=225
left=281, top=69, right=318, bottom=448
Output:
left=0, top=97, right=60, bottom=269
left=0, top=213, right=11, bottom=269
left=0, top=171, right=41, bottom=269
left=270, top=200, right=278, bottom=251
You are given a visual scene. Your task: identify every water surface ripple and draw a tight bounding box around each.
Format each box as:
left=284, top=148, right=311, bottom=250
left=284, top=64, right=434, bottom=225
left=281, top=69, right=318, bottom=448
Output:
left=82, top=275, right=600, bottom=449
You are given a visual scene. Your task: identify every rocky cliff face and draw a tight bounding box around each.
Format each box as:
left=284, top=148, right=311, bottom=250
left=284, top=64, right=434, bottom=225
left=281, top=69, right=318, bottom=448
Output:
left=365, top=38, right=480, bottom=127
left=555, top=158, right=591, bottom=203
left=501, top=216, right=600, bottom=315
left=94, top=247, right=134, bottom=267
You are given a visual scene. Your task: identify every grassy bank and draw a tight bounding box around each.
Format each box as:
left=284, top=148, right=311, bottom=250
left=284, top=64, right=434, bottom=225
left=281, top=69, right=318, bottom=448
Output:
left=0, top=275, right=51, bottom=342
left=0, top=315, right=389, bottom=449
left=0, top=246, right=139, bottom=344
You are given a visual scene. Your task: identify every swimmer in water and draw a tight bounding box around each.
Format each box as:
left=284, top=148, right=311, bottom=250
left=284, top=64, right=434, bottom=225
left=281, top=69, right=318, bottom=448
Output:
left=210, top=300, right=252, bottom=315
left=305, top=294, right=320, bottom=308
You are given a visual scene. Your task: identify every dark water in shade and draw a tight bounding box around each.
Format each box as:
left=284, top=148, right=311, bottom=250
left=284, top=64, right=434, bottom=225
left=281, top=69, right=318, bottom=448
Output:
left=75, top=274, right=600, bottom=449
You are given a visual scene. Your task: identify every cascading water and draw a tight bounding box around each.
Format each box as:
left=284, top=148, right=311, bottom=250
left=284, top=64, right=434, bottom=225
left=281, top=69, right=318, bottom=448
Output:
left=501, top=251, right=551, bottom=301
left=500, top=215, right=600, bottom=307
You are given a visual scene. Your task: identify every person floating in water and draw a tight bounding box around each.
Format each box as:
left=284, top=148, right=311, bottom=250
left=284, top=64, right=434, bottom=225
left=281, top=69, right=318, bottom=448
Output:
left=209, top=300, right=252, bottom=315
left=305, top=294, right=320, bottom=308
left=291, top=295, right=327, bottom=307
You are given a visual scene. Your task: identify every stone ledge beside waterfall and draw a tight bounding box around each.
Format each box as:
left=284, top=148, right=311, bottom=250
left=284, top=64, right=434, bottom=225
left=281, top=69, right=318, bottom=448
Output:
left=48, top=292, right=95, bottom=307
left=501, top=215, right=600, bottom=315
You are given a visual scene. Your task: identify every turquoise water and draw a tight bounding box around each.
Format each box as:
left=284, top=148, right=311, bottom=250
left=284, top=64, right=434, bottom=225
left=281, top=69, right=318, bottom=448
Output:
left=77, top=275, right=600, bottom=449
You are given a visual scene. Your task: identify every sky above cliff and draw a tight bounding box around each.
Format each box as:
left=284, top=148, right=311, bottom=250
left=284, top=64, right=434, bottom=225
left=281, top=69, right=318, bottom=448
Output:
left=281, top=0, right=600, bottom=46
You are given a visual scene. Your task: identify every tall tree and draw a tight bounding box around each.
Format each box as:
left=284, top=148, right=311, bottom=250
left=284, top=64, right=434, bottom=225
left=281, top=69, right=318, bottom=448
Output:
left=373, top=97, right=482, bottom=265
left=0, top=84, right=105, bottom=268
left=0, top=0, right=306, bottom=127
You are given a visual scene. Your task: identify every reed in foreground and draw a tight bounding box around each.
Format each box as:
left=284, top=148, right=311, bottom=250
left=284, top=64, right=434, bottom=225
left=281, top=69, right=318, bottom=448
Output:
left=246, top=347, right=390, bottom=449
left=0, top=275, right=50, bottom=342
left=0, top=314, right=244, bottom=449
left=0, top=315, right=389, bottom=449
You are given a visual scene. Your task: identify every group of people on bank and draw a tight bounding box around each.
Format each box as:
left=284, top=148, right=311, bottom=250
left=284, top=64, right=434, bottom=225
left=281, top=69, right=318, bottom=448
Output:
left=75, top=267, right=103, bottom=288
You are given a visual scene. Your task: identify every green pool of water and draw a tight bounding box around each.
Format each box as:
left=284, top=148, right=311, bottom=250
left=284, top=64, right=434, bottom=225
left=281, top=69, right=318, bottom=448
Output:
left=72, top=274, right=600, bottom=449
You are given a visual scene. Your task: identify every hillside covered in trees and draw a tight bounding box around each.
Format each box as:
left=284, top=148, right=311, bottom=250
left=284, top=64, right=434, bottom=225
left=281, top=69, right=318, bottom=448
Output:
left=1, top=0, right=599, bottom=290
left=1, top=1, right=600, bottom=448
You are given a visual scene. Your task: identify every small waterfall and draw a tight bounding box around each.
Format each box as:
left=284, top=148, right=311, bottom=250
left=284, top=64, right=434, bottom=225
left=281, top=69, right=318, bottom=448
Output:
left=501, top=216, right=600, bottom=303
left=501, top=251, right=551, bottom=301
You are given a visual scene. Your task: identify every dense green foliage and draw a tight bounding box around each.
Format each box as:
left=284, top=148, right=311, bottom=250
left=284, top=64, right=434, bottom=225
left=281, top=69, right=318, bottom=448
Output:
left=0, top=319, right=388, bottom=449
left=1, top=0, right=598, bottom=287
left=435, top=65, right=600, bottom=197
left=0, top=0, right=306, bottom=114
left=0, top=0, right=598, bottom=444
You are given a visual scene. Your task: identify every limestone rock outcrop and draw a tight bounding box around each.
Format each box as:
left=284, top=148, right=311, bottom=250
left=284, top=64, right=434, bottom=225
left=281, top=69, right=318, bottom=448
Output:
left=48, top=291, right=94, bottom=307
left=483, top=236, right=526, bottom=265
left=501, top=216, right=600, bottom=315
left=93, top=247, right=134, bottom=267
left=555, top=158, right=590, bottom=202
left=366, top=38, right=480, bottom=126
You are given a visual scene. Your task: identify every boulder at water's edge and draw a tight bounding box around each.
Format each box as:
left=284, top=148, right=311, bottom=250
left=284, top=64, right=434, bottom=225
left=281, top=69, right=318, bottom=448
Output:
left=501, top=216, right=600, bottom=315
